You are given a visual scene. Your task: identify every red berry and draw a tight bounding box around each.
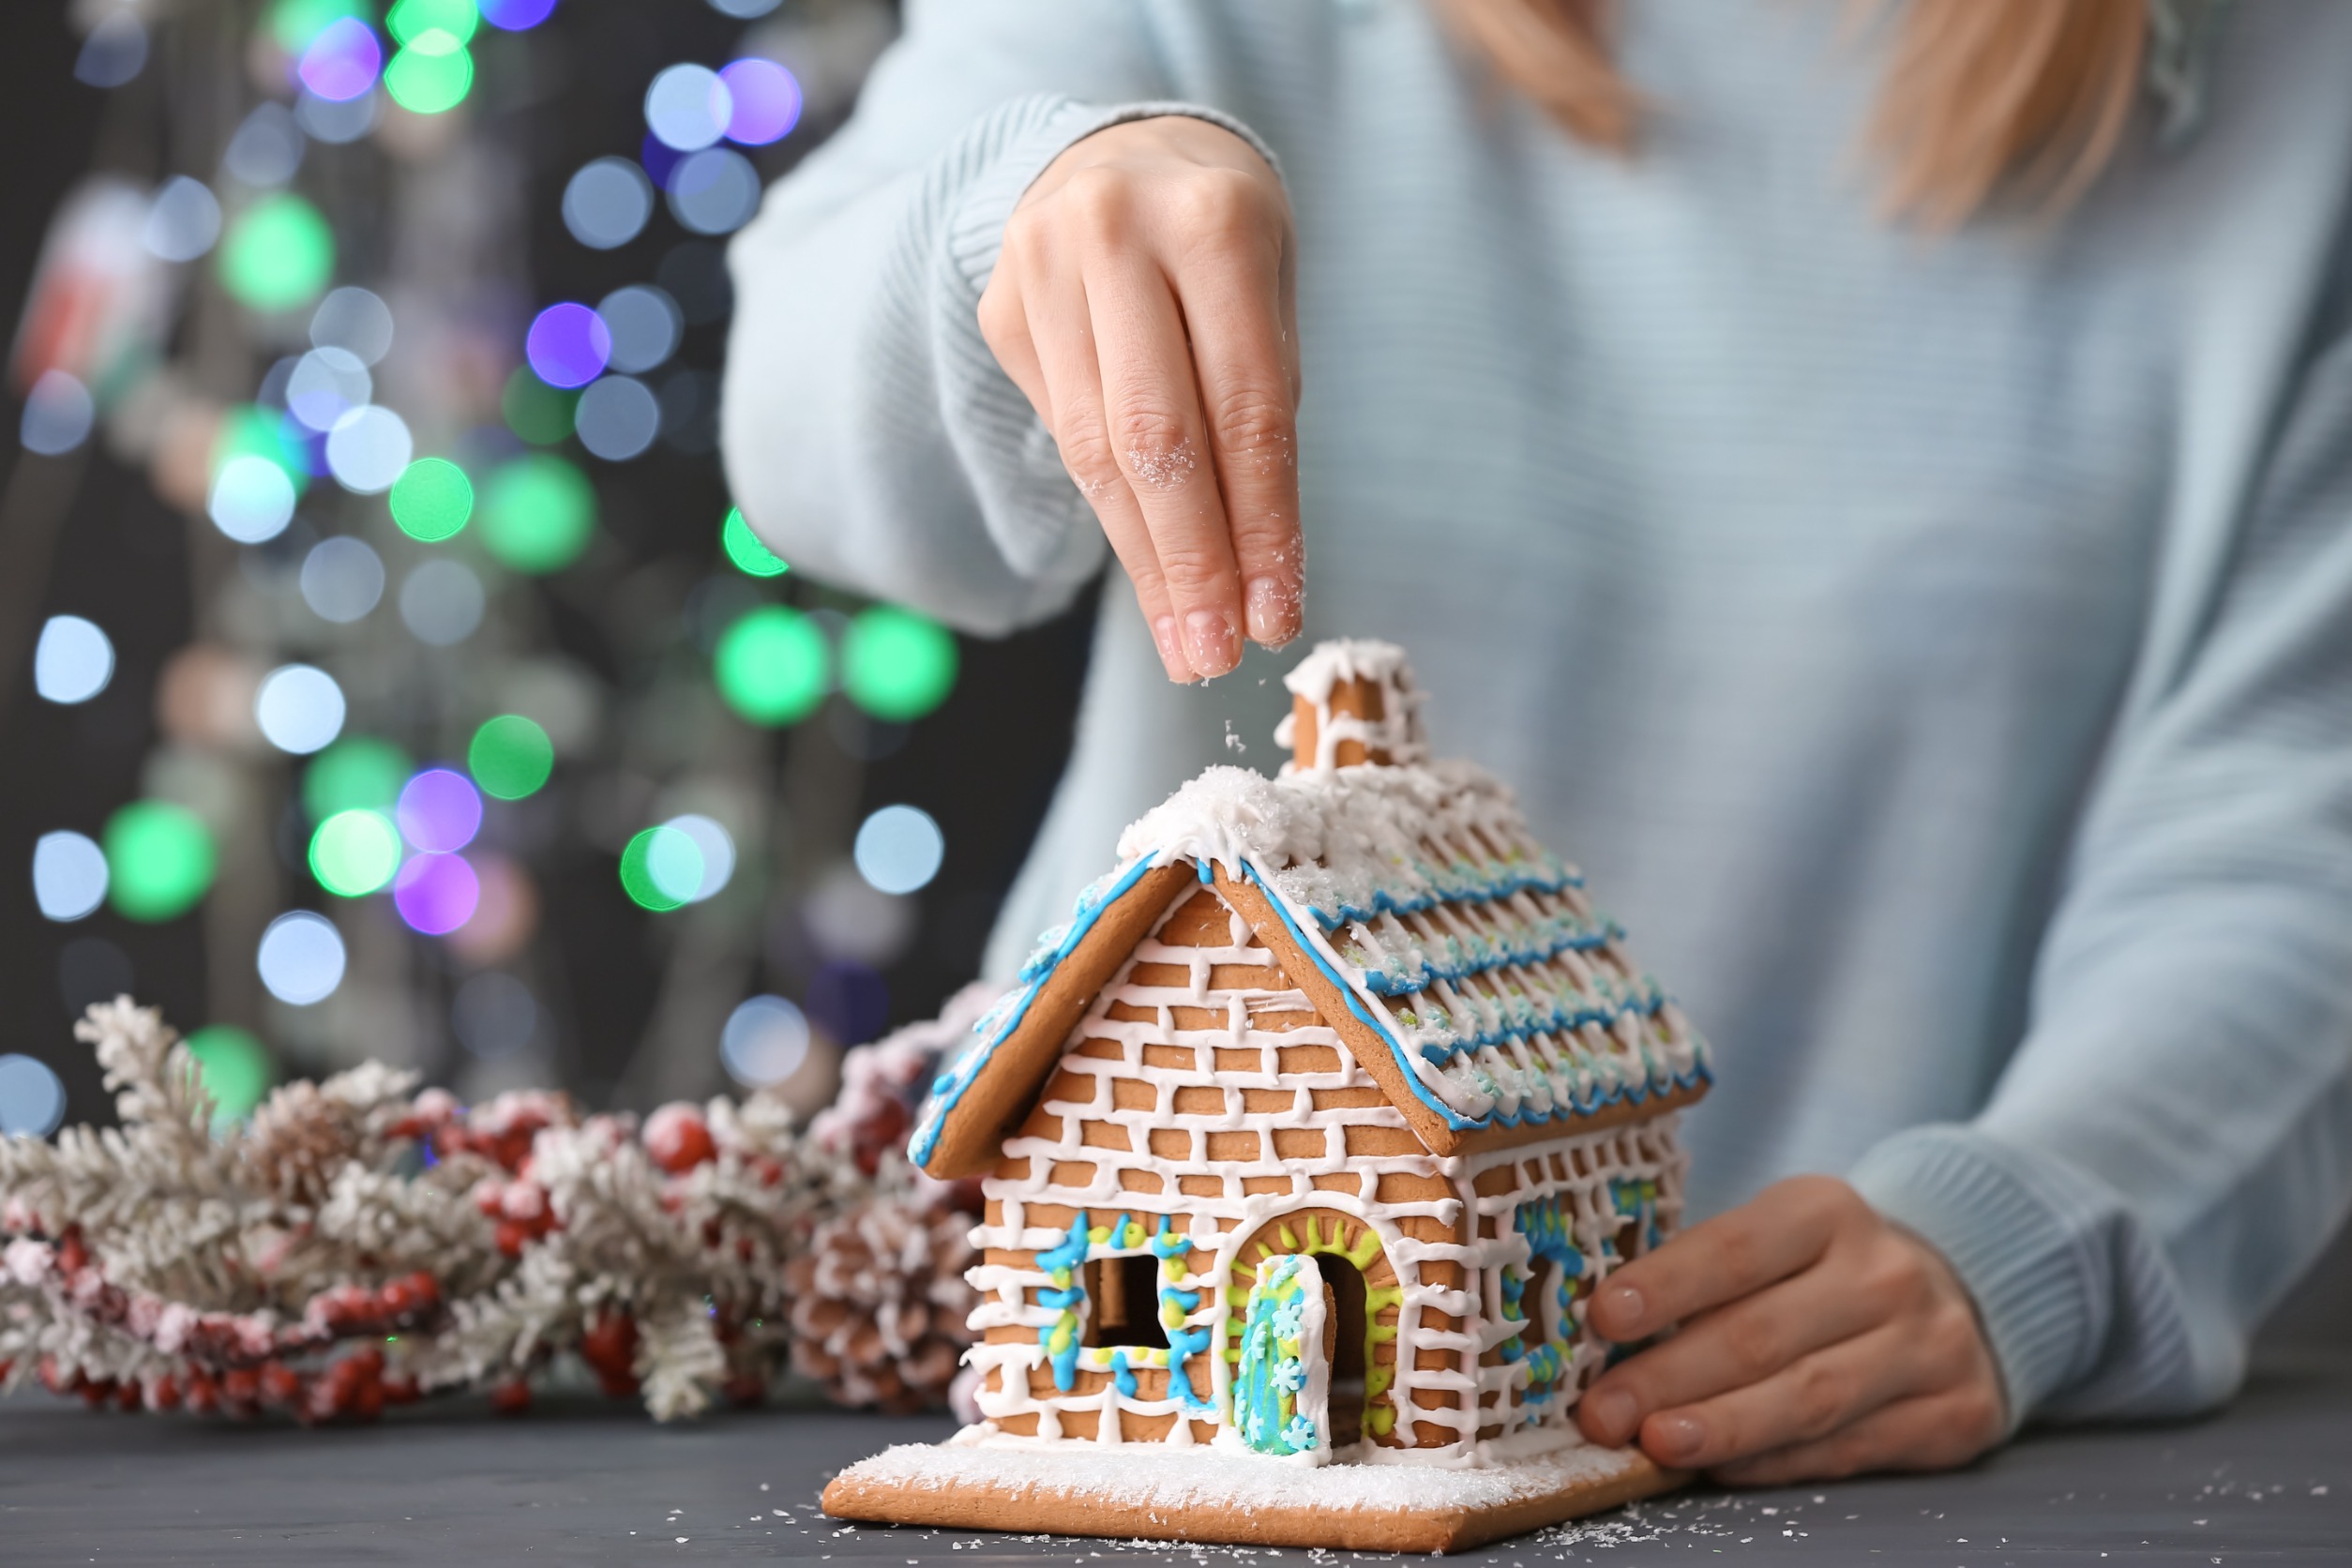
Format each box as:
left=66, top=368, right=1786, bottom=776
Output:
left=221, top=1367, right=260, bottom=1406
left=490, top=1378, right=531, bottom=1416
left=57, top=1230, right=87, bottom=1275
left=381, top=1373, right=420, bottom=1406
left=260, top=1362, right=301, bottom=1407
left=494, top=1221, right=529, bottom=1259
left=146, top=1374, right=181, bottom=1411
left=117, top=1380, right=143, bottom=1412
left=185, top=1370, right=219, bottom=1414
left=642, top=1103, right=716, bottom=1174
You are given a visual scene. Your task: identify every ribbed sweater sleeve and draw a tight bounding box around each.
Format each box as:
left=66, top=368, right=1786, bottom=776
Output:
left=1854, top=313, right=2352, bottom=1426
left=720, top=1, right=1274, bottom=635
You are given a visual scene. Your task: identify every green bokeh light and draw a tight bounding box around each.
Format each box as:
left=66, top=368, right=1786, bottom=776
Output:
left=619, top=824, right=703, bottom=912
left=842, top=606, right=958, bottom=722
left=721, top=508, right=789, bottom=579
left=715, top=607, right=829, bottom=727
left=389, top=458, right=474, bottom=541
left=269, top=0, right=369, bottom=52
left=480, top=454, right=595, bottom=574
left=302, top=736, right=413, bottom=819
left=384, top=35, right=474, bottom=114
left=501, top=367, right=577, bottom=445
left=386, top=0, right=476, bottom=45
left=214, top=404, right=310, bottom=494
left=103, top=802, right=218, bottom=923
left=184, top=1025, right=274, bottom=1128
left=219, top=195, right=336, bottom=314
left=309, top=809, right=402, bottom=897
left=468, top=715, right=553, bottom=801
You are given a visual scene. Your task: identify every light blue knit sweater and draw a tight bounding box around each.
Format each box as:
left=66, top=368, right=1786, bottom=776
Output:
left=722, top=0, right=2352, bottom=1427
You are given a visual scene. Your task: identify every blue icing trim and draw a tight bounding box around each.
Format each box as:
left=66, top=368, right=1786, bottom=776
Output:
left=1036, top=1212, right=1092, bottom=1391
left=1289, top=857, right=1583, bottom=934
left=1109, top=1350, right=1138, bottom=1399
left=907, top=855, right=1167, bottom=1168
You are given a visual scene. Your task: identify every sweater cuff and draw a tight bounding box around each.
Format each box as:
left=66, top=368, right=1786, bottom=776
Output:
left=943, top=97, right=1284, bottom=295
left=1848, top=1124, right=2117, bottom=1432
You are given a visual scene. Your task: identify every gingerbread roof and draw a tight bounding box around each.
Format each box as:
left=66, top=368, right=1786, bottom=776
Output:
left=910, top=644, right=1711, bottom=1177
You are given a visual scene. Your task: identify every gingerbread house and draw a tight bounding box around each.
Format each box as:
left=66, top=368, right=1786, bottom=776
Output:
left=826, top=641, right=1711, bottom=1551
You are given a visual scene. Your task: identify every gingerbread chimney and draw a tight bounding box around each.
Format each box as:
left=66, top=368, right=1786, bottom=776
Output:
left=1274, top=640, right=1428, bottom=775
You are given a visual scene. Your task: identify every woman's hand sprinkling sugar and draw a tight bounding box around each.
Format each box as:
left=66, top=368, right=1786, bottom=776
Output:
left=1576, top=1175, right=2006, bottom=1485
left=979, top=115, right=1303, bottom=682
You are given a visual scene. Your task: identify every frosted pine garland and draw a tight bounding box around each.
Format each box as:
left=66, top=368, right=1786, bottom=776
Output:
left=0, top=999, right=980, bottom=1424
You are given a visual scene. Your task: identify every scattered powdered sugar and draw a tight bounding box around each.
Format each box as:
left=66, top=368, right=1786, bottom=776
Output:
left=835, top=1441, right=1647, bottom=1519
left=1126, top=440, right=1199, bottom=490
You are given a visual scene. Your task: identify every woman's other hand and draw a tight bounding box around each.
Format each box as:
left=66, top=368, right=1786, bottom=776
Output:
left=979, top=116, right=1302, bottom=682
left=1575, top=1175, right=2006, bottom=1485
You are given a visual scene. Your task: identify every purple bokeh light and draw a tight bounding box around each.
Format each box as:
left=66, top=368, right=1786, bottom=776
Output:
left=299, top=18, right=383, bottom=103
left=394, top=852, right=481, bottom=936
left=640, top=131, right=685, bottom=192
left=524, top=303, right=612, bottom=390
left=480, top=0, right=560, bottom=29
left=720, top=58, right=802, bottom=146
left=396, top=768, right=483, bottom=852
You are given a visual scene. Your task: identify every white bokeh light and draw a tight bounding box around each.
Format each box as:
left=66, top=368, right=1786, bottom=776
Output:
left=666, top=147, right=761, bottom=235
left=21, top=370, right=95, bottom=456
left=400, top=558, right=486, bottom=646
left=207, top=455, right=297, bottom=543
left=257, top=911, right=346, bottom=1005
left=33, top=616, right=113, bottom=704
left=664, top=814, right=736, bottom=903
left=299, top=536, right=385, bottom=624
left=325, top=404, right=413, bottom=493
left=254, top=664, right=347, bottom=755
left=287, top=347, right=372, bottom=431
left=310, top=286, right=395, bottom=365
left=644, top=65, right=732, bottom=152
left=32, top=832, right=110, bottom=922
left=0, top=1055, right=68, bottom=1138
left=852, top=805, right=944, bottom=895
left=575, top=375, right=659, bottom=460
left=720, top=995, right=810, bottom=1088
left=143, top=175, right=221, bottom=262
left=562, top=158, right=653, bottom=249
left=598, top=285, right=682, bottom=374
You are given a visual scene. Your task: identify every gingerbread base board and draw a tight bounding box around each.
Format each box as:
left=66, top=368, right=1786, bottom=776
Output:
left=822, top=1440, right=1687, bottom=1555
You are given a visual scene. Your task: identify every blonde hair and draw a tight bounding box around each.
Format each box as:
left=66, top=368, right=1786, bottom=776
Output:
left=1437, top=0, right=2148, bottom=227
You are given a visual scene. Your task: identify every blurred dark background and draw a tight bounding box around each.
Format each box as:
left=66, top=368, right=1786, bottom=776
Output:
left=0, top=0, right=2340, bottom=1364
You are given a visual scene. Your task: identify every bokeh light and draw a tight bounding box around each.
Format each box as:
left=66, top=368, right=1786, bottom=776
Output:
left=219, top=193, right=334, bottom=311
left=103, top=801, right=217, bottom=922
left=0, top=1056, right=68, bottom=1138
left=33, top=615, right=114, bottom=704
left=708, top=0, right=782, bottom=16
left=501, top=366, right=578, bottom=445
left=224, top=103, right=305, bottom=187
left=664, top=813, right=736, bottom=902
left=208, top=453, right=298, bottom=543
left=255, top=664, right=347, bottom=754
left=287, top=347, right=371, bottom=431
left=143, top=176, right=222, bottom=263
left=297, top=86, right=381, bottom=143
left=257, top=910, right=347, bottom=1004
left=215, top=403, right=310, bottom=494
left=299, top=16, right=383, bottom=101
left=76, top=11, right=148, bottom=89
left=400, top=558, right=487, bottom=644
left=20, top=370, right=94, bottom=456
left=853, top=804, right=944, bottom=895
left=525, top=302, right=611, bottom=389
left=398, top=768, right=483, bottom=852
left=311, top=285, right=396, bottom=364
left=597, top=285, right=681, bottom=373
left=574, top=374, right=658, bottom=460
left=619, top=823, right=703, bottom=912
left=300, top=536, right=385, bottom=623
left=468, top=715, right=553, bottom=800
left=644, top=64, right=731, bottom=152
left=184, top=1026, right=274, bottom=1125
left=384, top=32, right=474, bottom=114
left=666, top=147, right=761, bottom=235
left=561, top=158, right=653, bottom=250
left=842, top=605, right=958, bottom=721
left=714, top=606, right=827, bottom=726
left=446, top=853, right=536, bottom=965
left=271, top=0, right=369, bottom=51
left=389, top=456, right=474, bottom=540
left=721, top=507, right=788, bottom=577
left=719, top=58, right=802, bottom=145
left=303, top=735, right=412, bottom=818
left=480, top=454, right=595, bottom=573
left=394, top=852, right=480, bottom=934
left=387, top=0, right=478, bottom=45
left=720, top=995, right=809, bottom=1088
left=309, top=808, right=402, bottom=897
left=452, top=972, right=537, bottom=1058
left=480, top=0, right=558, bottom=29
left=32, top=831, right=110, bottom=922
left=326, top=404, right=414, bottom=492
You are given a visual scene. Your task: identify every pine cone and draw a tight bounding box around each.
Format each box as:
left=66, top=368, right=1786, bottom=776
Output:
left=783, top=1196, right=976, bottom=1414
left=235, top=1082, right=363, bottom=1206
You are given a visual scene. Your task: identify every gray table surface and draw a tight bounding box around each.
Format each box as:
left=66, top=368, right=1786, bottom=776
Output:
left=2, top=1355, right=2345, bottom=1567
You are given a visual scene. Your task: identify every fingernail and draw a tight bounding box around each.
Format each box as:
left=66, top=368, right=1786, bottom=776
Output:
left=1151, top=616, right=1192, bottom=681
left=1184, top=609, right=1239, bottom=677
left=1244, top=576, right=1300, bottom=646
left=1599, top=1283, right=1644, bottom=1335
left=1647, top=1412, right=1703, bottom=1463
left=1583, top=1387, right=1636, bottom=1442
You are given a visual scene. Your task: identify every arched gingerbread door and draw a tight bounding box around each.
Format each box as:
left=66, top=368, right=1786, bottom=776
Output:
left=1229, top=1208, right=1404, bottom=1449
